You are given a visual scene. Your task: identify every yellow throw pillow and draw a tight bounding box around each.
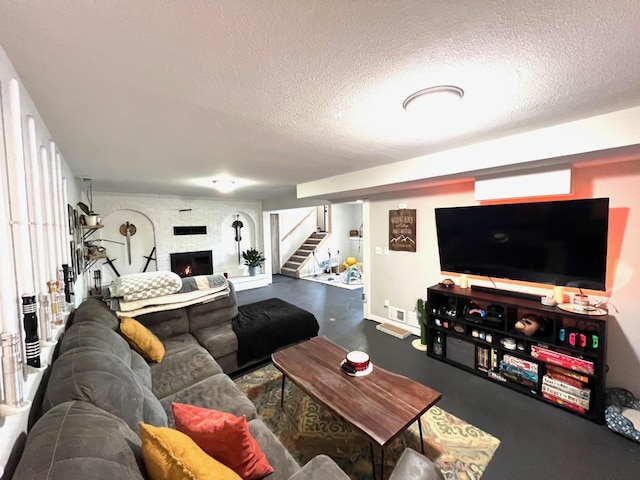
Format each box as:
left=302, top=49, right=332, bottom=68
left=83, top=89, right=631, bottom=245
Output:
left=119, top=316, right=165, bottom=363
left=140, top=423, right=241, bottom=480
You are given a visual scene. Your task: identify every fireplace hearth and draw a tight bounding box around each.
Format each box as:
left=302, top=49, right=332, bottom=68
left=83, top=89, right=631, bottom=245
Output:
left=170, top=250, right=213, bottom=278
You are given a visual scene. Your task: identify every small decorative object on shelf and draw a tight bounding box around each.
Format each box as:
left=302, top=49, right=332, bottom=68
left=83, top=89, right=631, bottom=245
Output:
left=47, top=280, right=63, bottom=326
left=62, top=263, right=73, bottom=302
left=22, top=294, right=41, bottom=368
left=57, top=267, right=68, bottom=314
left=1, top=332, right=24, bottom=408
left=38, top=293, right=53, bottom=343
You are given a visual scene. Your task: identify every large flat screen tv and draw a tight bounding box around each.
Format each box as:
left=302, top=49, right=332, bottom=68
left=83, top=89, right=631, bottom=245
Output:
left=434, top=198, right=609, bottom=290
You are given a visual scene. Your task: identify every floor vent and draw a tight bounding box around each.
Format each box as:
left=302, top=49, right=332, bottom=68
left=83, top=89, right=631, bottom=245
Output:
left=376, top=322, right=411, bottom=339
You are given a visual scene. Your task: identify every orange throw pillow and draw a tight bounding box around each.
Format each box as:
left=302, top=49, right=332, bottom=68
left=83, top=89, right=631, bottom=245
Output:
left=119, top=316, right=165, bottom=363
left=172, top=403, right=274, bottom=480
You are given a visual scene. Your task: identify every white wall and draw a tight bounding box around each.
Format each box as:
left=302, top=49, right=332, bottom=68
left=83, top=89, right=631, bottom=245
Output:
left=92, top=192, right=265, bottom=282
left=364, top=159, right=640, bottom=396
left=0, top=43, right=82, bottom=478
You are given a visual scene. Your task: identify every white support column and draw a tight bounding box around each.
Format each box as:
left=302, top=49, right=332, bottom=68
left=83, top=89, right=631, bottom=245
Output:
left=26, top=116, right=47, bottom=294
left=0, top=103, right=19, bottom=334
left=40, top=146, right=56, bottom=280
left=61, top=178, right=70, bottom=265
left=49, top=141, right=62, bottom=270
left=55, top=152, right=66, bottom=265
left=6, top=79, right=35, bottom=296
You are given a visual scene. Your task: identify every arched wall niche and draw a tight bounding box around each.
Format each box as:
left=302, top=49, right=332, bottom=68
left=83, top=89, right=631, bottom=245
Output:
left=97, top=209, right=157, bottom=284
left=217, top=210, right=259, bottom=276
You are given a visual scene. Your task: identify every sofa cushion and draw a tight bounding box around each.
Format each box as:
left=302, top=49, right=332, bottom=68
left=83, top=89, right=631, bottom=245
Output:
left=139, top=422, right=241, bottom=480
left=287, top=455, right=350, bottom=480
left=247, top=419, right=302, bottom=480
left=192, top=323, right=238, bottom=359
left=135, top=307, right=191, bottom=338
left=160, top=375, right=258, bottom=426
left=162, top=332, right=205, bottom=356
left=12, top=401, right=146, bottom=480
left=172, top=403, right=273, bottom=480
left=120, top=316, right=166, bottom=363
left=59, top=321, right=132, bottom=361
left=131, top=349, right=153, bottom=390
left=43, top=350, right=147, bottom=431
left=151, top=346, right=223, bottom=400
left=69, top=297, right=120, bottom=330
left=187, top=283, right=238, bottom=331
left=143, top=385, right=169, bottom=427
left=388, top=448, right=445, bottom=480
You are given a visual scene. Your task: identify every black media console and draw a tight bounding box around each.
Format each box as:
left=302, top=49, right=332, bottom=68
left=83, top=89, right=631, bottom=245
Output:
left=426, top=284, right=608, bottom=423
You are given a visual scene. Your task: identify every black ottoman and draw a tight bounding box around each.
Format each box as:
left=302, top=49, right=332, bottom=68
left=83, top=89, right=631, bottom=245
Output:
left=233, top=298, right=320, bottom=366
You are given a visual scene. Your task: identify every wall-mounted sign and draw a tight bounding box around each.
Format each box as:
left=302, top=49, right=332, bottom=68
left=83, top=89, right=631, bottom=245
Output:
left=389, top=209, right=416, bottom=252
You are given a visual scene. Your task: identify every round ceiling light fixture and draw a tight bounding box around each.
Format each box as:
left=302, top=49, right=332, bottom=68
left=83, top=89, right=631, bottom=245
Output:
left=212, top=179, right=236, bottom=193
left=402, top=85, right=464, bottom=112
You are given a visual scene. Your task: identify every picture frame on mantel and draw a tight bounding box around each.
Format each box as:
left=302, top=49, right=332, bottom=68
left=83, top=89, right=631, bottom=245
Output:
left=389, top=209, right=417, bottom=252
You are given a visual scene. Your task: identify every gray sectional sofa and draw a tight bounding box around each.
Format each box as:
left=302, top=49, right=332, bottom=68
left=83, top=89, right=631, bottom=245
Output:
left=11, top=283, right=444, bottom=480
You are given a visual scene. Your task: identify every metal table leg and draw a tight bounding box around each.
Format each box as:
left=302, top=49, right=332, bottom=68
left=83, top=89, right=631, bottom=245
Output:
left=280, top=374, right=286, bottom=407
left=369, top=443, right=376, bottom=480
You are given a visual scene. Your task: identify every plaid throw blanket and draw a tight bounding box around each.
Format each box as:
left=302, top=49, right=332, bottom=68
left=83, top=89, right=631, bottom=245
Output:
left=178, top=274, right=228, bottom=293
left=109, top=271, right=182, bottom=301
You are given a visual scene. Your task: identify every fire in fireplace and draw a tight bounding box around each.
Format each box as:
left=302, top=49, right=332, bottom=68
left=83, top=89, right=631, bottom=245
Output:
left=170, top=250, right=213, bottom=278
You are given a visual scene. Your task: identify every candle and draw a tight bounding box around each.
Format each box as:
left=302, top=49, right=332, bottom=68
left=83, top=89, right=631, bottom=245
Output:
left=553, top=286, right=564, bottom=304
left=460, top=274, right=469, bottom=289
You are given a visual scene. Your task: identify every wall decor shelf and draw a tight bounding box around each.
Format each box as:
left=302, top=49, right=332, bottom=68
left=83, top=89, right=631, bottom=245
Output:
left=80, top=223, right=104, bottom=242
left=80, top=224, right=107, bottom=272
left=426, top=284, right=608, bottom=423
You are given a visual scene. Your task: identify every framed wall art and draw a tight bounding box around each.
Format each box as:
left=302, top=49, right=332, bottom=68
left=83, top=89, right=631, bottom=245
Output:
left=388, top=209, right=417, bottom=252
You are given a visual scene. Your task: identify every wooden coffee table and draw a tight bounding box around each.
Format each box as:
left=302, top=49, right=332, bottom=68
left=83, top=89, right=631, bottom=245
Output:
left=272, top=336, right=441, bottom=479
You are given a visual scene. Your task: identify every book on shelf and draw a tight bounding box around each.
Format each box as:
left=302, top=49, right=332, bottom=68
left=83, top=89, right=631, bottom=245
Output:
left=547, top=364, right=589, bottom=387
left=531, top=345, right=594, bottom=375
left=499, top=360, right=538, bottom=387
left=541, top=383, right=590, bottom=410
left=542, top=391, right=587, bottom=414
left=502, top=353, right=539, bottom=374
left=542, top=375, right=591, bottom=401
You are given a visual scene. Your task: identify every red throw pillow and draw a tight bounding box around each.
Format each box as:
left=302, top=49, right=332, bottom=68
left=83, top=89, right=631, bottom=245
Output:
left=172, top=403, right=274, bottom=480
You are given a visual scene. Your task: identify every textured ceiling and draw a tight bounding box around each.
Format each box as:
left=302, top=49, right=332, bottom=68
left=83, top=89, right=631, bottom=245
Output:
left=1, top=1, right=639, bottom=201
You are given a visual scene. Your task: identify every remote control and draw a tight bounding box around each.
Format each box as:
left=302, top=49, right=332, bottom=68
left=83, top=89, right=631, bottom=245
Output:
left=341, top=362, right=357, bottom=374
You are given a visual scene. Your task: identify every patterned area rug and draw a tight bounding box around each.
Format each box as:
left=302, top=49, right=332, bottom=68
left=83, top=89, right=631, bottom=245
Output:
left=234, top=364, right=500, bottom=480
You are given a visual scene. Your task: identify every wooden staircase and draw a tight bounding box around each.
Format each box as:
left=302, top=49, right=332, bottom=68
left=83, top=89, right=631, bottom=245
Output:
left=280, top=232, right=328, bottom=278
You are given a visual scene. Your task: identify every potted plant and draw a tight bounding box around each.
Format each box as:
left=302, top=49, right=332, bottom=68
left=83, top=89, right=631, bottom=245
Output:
left=242, top=247, right=266, bottom=276
left=77, top=201, right=99, bottom=226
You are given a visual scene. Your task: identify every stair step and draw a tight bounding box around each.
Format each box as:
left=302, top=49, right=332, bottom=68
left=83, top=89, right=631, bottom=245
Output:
left=280, top=268, right=299, bottom=278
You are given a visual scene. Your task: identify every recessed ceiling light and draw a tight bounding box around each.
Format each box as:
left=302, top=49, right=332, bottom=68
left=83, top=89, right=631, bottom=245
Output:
left=212, top=179, right=236, bottom=193
left=402, top=85, right=464, bottom=112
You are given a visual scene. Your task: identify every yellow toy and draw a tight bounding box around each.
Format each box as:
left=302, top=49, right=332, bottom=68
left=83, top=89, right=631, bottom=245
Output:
left=343, top=257, right=358, bottom=269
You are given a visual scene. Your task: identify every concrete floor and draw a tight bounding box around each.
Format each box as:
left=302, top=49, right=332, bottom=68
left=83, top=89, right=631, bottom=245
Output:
left=237, top=275, right=640, bottom=480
